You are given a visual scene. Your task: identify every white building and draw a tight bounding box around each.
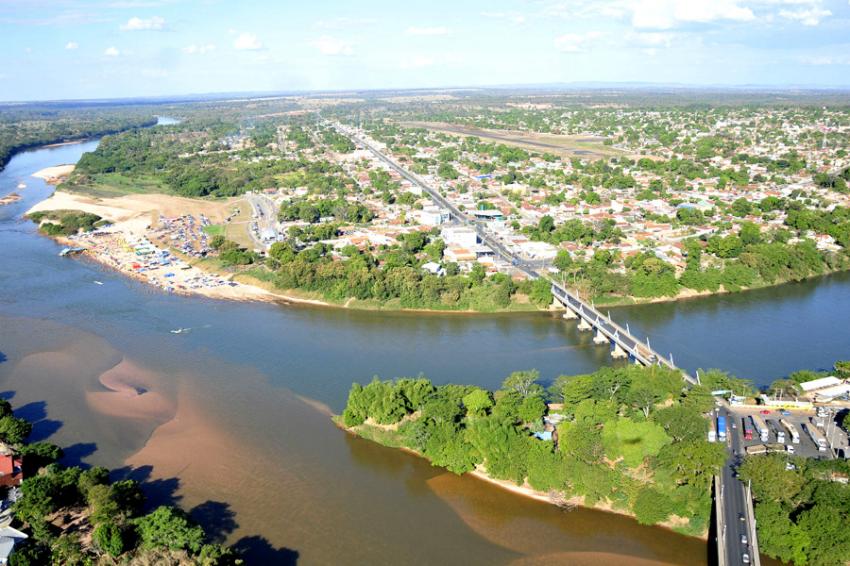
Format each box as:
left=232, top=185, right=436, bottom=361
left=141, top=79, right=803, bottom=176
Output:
left=441, top=226, right=478, bottom=248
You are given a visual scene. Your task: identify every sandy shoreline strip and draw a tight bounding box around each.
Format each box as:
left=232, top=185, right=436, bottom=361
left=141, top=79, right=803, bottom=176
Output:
left=32, top=164, right=75, bottom=184
left=340, top=422, right=705, bottom=540
left=26, top=190, right=310, bottom=304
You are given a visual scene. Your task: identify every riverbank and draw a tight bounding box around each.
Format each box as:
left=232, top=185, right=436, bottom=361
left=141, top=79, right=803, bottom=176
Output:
left=26, top=186, right=848, bottom=316
left=590, top=267, right=850, bottom=308
left=25, top=190, right=547, bottom=312
left=336, top=418, right=705, bottom=539
left=32, top=164, right=76, bottom=184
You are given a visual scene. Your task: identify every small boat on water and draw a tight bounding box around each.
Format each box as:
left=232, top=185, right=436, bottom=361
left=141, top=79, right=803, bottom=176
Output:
left=93, top=280, right=104, bottom=285
left=169, top=328, right=190, bottom=334
left=16, top=183, right=26, bottom=189
left=58, top=247, right=85, bottom=257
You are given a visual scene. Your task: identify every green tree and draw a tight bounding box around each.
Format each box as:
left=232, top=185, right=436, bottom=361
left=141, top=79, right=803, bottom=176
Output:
left=0, top=415, right=32, bottom=444
left=738, top=454, right=805, bottom=506
left=633, top=487, right=673, bottom=525
left=655, top=440, right=725, bottom=488
left=502, top=370, right=541, bottom=398
left=462, top=389, right=493, bottom=418
left=652, top=405, right=707, bottom=442
left=134, top=506, right=205, bottom=554
left=93, top=522, right=125, bottom=557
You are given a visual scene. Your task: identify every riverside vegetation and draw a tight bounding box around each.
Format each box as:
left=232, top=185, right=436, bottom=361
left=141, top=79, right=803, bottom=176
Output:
left=54, top=94, right=850, bottom=311
left=337, top=365, right=740, bottom=537
left=0, top=103, right=157, bottom=172
left=0, top=396, right=239, bottom=565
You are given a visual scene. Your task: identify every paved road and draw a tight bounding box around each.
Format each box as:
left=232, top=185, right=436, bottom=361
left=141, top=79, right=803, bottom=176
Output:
left=721, top=409, right=758, bottom=566
left=245, top=192, right=279, bottom=250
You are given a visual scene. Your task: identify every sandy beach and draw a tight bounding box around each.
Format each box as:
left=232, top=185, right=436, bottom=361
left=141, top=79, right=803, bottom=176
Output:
left=27, top=190, right=283, bottom=302
left=32, top=164, right=76, bottom=184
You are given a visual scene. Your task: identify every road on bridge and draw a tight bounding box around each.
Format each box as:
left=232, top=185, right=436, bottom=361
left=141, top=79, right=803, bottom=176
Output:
left=720, top=408, right=760, bottom=566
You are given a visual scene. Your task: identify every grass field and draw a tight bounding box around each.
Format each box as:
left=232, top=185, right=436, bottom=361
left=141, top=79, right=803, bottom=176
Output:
left=223, top=198, right=257, bottom=250
left=401, top=121, right=626, bottom=160
left=62, top=172, right=172, bottom=198
left=202, top=224, right=225, bottom=236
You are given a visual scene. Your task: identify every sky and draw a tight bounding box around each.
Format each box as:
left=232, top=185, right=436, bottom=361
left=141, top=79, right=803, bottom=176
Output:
left=1, top=0, right=850, bottom=101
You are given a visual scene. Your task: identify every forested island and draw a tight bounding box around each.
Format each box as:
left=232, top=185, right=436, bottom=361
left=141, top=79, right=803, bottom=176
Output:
left=0, top=396, right=238, bottom=565
left=336, top=365, right=732, bottom=537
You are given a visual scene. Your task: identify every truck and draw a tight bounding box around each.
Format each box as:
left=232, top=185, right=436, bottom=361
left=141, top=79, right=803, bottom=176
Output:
left=708, top=418, right=717, bottom=443
left=742, top=417, right=754, bottom=441
left=780, top=418, right=801, bottom=444
left=717, top=415, right=728, bottom=442
left=745, top=444, right=768, bottom=456
left=751, top=414, right=769, bottom=442
left=804, top=421, right=828, bottom=452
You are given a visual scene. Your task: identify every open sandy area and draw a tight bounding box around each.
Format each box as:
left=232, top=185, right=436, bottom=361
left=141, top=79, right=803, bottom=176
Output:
left=32, top=164, right=76, bottom=184
left=27, top=191, right=284, bottom=302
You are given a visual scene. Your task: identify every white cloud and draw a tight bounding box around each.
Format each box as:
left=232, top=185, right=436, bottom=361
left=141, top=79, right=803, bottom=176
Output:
left=65, top=41, right=78, bottom=50
left=554, top=31, right=602, bottom=52
left=233, top=33, right=264, bottom=51
left=120, top=15, right=165, bottom=31
left=310, top=35, right=353, bottom=56
left=104, top=46, right=120, bottom=57
left=406, top=26, right=449, bottom=36
left=182, top=43, right=215, bottom=55
left=779, top=6, right=831, bottom=25
left=630, top=0, right=754, bottom=29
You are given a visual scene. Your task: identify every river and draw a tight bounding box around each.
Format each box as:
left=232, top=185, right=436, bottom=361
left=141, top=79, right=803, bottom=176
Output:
left=1, top=131, right=846, bottom=564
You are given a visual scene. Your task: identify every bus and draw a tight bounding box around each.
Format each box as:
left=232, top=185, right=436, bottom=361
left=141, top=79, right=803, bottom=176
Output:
left=751, top=414, right=769, bottom=442
left=742, top=417, right=754, bottom=441
left=804, top=421, right=828, bottom=452
left=718, top=416, right=728, bottom=441
left=780, top=419, right=801, bottom=444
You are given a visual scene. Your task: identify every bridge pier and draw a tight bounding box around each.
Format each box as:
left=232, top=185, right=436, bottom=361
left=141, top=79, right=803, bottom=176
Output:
left=562, top=308, right=578, bottom=320
left=577, top=317, right=592, bottom=332
left=593, top=328, right=608, bottom=345
left=610, top=342, right=628, bottom=359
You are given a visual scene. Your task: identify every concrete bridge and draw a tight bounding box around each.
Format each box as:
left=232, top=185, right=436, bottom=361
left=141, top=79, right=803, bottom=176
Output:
left=328, top=119, right=697, bottom=385
left=549, top=282, right=698, bottom=385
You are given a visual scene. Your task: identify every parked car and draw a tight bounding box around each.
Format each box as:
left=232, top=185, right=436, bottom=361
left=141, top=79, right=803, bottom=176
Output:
left=739, top=513, right=745, bottom=522
left=760, top=409, right=771, bottom=415
left=743, top=553, right=751, bottom=564
left=780, top=410, right=791, bottom=416
left=741, top=534, right=748, bottom=545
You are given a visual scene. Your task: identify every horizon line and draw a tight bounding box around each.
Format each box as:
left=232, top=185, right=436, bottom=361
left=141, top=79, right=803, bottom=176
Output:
left=4, top=80, right=850, bottom=106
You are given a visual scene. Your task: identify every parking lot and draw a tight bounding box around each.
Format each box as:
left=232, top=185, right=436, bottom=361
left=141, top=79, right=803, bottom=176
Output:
left=727, top=407, right=849, bottom=460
